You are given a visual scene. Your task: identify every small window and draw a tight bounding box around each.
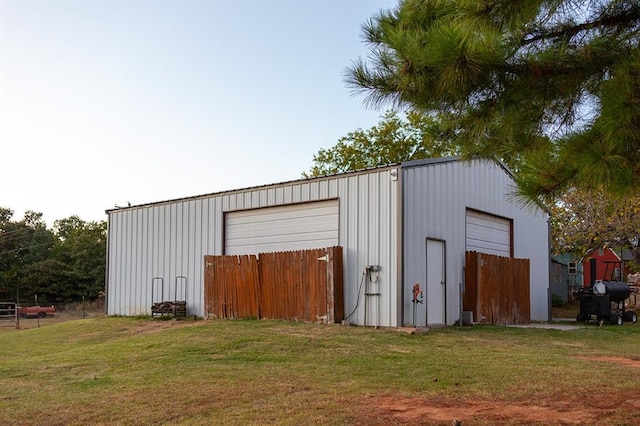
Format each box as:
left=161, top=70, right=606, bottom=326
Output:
left=568, top=262, right=577, bottom=274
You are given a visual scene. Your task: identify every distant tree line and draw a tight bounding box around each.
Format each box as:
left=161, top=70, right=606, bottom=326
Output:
left=0, top=207, right=106, bottom=306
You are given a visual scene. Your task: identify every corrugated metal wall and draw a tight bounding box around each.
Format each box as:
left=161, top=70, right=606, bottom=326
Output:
left=107, top=167, right=400, bottom=326
left=402, top=159, right=549, bottom=324
left=107, top=197, right=221, bottom=317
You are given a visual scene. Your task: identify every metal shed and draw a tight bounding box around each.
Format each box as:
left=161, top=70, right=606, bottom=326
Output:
left=402, top=158, right=549, bottom=325
left=105, top=157, right=550, bottom=326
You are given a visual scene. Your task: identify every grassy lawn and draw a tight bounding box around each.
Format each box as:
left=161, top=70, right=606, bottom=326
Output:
left=1, top=316, right=639, bottom=425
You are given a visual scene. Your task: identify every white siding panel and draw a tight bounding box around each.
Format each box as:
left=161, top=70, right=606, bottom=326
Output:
left=225, top=200, right=339, bottom=255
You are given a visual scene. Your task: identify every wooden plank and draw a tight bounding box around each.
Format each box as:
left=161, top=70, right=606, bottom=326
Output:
left=463, top=251, right=478, bottom=316
left=324, top=247, right=334, bottom=323
left=331, top=246, right=344, bottom=322
left=313, top=248, right=324, bottom=322
left=257, top=252, right=272, bottom=319
left=247, top=255, right=260, bottom=318
left=204, top=256, right=212, bottom=319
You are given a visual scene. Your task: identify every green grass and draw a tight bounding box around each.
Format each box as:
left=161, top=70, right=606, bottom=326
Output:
left=0, top=317, right=639, bottom=424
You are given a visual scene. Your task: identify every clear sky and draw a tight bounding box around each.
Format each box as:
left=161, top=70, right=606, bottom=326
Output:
left=0, top=0, right=398, bottom=225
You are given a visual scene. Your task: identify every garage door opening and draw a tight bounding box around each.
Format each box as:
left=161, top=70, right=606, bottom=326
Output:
left=465, top=209, right=512, bottom=257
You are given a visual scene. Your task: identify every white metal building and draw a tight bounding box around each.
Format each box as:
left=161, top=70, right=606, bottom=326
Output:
left=106, top=157, right=550, bottom=326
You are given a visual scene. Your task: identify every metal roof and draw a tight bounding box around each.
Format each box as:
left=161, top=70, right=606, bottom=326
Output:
left=105, top=156, right=515, bottom=215
left=105, top=162, right=401, bottom=215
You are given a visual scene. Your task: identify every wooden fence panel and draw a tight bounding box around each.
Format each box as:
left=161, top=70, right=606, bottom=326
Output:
left=204, top=254, right=259, bottom=319
left=464, top=251, right=530, bottom=325
left=463, top=251, right=478, bottom=315
left=204, top=247, right=343, bottom=323
left=330, top=246, right=344, bottom=322
left=258, top=247, right=343, bottom=322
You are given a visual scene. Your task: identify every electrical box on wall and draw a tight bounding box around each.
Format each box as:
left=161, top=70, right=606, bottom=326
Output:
left=366, top=265, right=381, bottom=272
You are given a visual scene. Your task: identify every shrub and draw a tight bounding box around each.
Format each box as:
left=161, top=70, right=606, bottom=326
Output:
left=551, top=293, right=565, bottom=307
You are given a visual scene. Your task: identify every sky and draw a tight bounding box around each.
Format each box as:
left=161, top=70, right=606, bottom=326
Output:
left=0, top=0, right=398, bottom=226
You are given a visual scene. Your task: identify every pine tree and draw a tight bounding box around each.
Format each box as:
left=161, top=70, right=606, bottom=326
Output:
left=346, top=0, right=640, bottom=200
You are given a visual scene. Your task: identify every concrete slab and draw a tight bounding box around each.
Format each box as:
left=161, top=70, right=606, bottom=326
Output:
left=506, top=323, right=580, bottom=331
left=397, top=327, right=429, bottom=335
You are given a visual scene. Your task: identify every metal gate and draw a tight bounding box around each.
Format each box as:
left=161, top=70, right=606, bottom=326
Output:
left=204, top=246, right=344, bottom=323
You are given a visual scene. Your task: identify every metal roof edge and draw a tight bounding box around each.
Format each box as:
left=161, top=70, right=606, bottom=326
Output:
left=400, top=155, right=516, bottom=179
left=400, top=155, right=462, bottom=168
left=105, top=163, right=401, bottom=215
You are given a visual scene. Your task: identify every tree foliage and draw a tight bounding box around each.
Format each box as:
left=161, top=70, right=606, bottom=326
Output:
left=550, top=188, right=640, bottom=262
left=305, top=110, right=457, bottom=177
left=346, top=0, right=640, bottom=200
left=0, top=209, right=106, bottom=305
left=0, top=210, right=56, bottom=301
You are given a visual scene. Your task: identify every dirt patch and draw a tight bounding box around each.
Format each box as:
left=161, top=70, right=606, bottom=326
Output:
left=576, top=355, right=640, bottom=368
left=552, top=302, right=579, bottom=319
left=358, top=392, right=640, bottom=425
left=0, top=311, right=202, bottom=334
left=360, top=356, right=640, bottom=426
left=123, top=318, right=205, bottom=335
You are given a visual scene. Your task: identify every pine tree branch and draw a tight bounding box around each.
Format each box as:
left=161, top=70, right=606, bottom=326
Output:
left=521, top=4, right=640, bottom=46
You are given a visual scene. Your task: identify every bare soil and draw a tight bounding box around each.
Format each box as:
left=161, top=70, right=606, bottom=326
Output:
left=551, top=301, right=580, bottom=319
left=358, top=393, right=640, bottom=425
left=358, top=356, right=640, bottom=425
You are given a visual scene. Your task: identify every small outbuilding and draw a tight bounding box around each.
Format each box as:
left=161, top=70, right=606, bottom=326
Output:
left=106, top=157, right=550, bottom=326
left=581, top=248, right=632, bottom=286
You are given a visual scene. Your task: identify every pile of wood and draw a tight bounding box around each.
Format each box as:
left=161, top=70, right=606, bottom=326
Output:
left=151, top=301, right=187, bottom=318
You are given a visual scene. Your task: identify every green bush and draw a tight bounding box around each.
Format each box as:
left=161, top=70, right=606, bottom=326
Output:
left=551, top=293, right=565, bottom=307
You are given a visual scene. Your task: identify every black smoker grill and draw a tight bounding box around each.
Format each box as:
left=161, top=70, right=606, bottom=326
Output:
left=576, top=261, right=638, bottom=326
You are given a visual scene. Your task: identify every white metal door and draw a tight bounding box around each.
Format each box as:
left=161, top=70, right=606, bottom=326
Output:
left=426, top=239, right=446, bottom=325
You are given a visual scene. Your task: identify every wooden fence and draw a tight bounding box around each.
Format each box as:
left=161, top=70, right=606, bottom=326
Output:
left=204, top=246, right=344, bottom=323
left=204, top=254, right=260, bottom=319
left=464, top=251, right=530, bottom=325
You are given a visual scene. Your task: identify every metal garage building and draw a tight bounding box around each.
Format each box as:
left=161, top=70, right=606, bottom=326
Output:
left=105, top=157, right=550, bottom=326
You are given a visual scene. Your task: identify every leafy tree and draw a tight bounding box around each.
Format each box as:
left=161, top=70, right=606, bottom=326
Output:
left=305, top=110, right=457, bottom=177
left=0, top=207, right=12, bottom=225
left=21, top=259, right=78, bottom=305
left=0, top=209, right=106, bottom=304
left=0, top=210, right=57, bottom=302
left=550, top=188, right=640, bottom=263
left=51, top=217, right=107, bottom=301
left=346, top=0, right=640, bottom=200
